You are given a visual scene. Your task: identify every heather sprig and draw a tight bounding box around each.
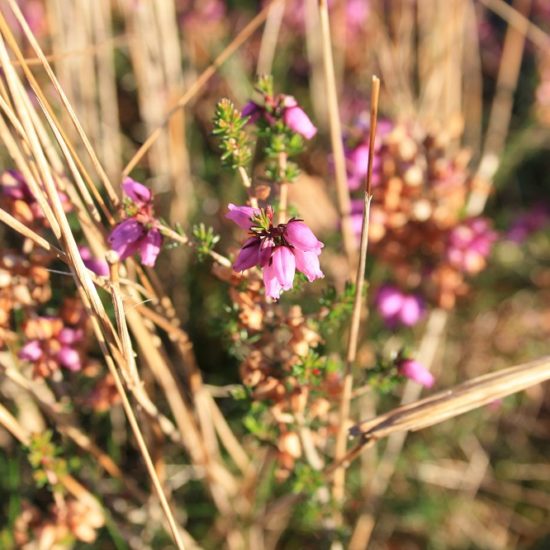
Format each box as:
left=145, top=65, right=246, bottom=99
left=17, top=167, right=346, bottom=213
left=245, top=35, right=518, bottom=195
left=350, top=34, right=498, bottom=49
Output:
left=213, top=98, right=252, bottom=169
left=192, top=223, right=221, bottom=261
left=26, top=431, right=75, bottom=493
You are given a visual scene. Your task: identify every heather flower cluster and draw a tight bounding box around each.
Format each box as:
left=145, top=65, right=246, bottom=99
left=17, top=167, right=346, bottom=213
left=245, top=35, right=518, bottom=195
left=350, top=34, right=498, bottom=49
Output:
left=19, top=316, right=84, bottom=378
left=243, top=92, right=317, bottom=140
left=0, top=169, right=71, bottom=227
left=375, top=285, right=425, bottom=328
left=446, top=218, right=498, bottom=275
left=342, top=120, right=498, bottom=310
left=227, top=204, right=324, bottom=299
left=109, top=178, right=163, bottom=267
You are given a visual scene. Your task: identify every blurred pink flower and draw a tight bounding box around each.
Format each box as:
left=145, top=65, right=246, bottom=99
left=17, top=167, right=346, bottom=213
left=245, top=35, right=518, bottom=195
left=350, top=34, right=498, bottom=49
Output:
left=19, top=319, right=83, bottom=374
left=108, top=178, right=163, bottom=267
left=375, top=285, right=425, bottom=328
left=446, top=217, right=497, bottom=274
left=227, top=204, right=324, bottom=299
left=1, top=169, right=71, bottom=222
left=397, top=358, right=434, bottom=388
left=79, top=246, right=109, bottom=277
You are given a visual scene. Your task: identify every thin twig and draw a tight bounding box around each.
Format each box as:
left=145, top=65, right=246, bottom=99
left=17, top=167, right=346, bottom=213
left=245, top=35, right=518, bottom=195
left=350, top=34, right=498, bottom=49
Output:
left=238, top=166, right=259, bottom=208
left=105, top=262, right=186, bottom=550
left=332, top=76, right=380, bottom=504
left=159, top=224, right=232, bottom=267
left=277, top=152, right=288, bottom=224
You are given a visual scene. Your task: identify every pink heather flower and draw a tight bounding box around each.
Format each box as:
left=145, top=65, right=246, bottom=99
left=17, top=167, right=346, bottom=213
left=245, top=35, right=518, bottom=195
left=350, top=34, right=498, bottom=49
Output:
left=19, top=340, right=43, bottom=362
left=226, top=203, right=260, bottom=230
left=1, top=169, right=71, bottom=221
left=242, top=94, right=317, bottom=140
left=57, top=347, right=82, bottom=372
left=241, top=101, right=263, bottom=124
left=79, top=246, right=109, bottom=277
left=397, top=359, right=434, bottom=388
left=108, top=178, right=163, bottom=267
left=375, top=285, right=425, bottom=328
left=19, top=319, right=84, bottom=375
left=281, top=96, right=317, bottom=139
left=227, top=205, right=324, bottom=299
left=446, top=217, right=497, bottom=274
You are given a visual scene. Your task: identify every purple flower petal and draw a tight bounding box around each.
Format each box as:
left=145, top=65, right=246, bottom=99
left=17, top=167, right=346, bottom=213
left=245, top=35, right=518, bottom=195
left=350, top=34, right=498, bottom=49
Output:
left=122, top=177, right=152, bottom=205
left=139, top=228, right=162, bottom=267
left=270, top=246, right=296, bottom=290
left=234, top=237, right=262, bottom=271
left=58, top=347, right=82, bottom=372
left=376, top=286, right=404, bottom=320
left=109, top=219, right=145, bottom=254
left=294, top=248, right=324, bottom=282
left=79, top=246, right=109, bottom=277
left=283, top=105, right=317, bottom=139
left=398, top=359, right=434, bottom=388
left=285, top=220, right=323, bottom=252
left=58, top=328, right=84, bottom=345
left=19, top=340, right=43, bottom=362
left=399, top=295, right=424, bottom=326
left=226, top=203, right=260, bottom=230
left=242, top=101, right=262, bottom=124
left=263, top=265, right=283, bottom=300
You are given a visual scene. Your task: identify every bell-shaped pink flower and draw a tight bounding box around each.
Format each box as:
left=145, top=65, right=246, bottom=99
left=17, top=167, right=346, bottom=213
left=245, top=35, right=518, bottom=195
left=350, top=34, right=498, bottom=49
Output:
left=122, top=177, right=152, bottom=205
left=234, top=237, right=262, bottom=271
left=282, top=99, right=317, bottom=140
left=293, top=248, right=323, bottom=282
left=242, top=93, right=317, bottom=140
left=397, top=359, right=434, bottom=388
left=109, top=219, right=145, bottom=260
left=226, top=203, right=260, bottom=230
left=79, top=246, right=109, bottom=277
left=140, top=228, right=162, bottom=267
left=285, top=220, right=323, bottom=252
left=109, top=179, right=163, bottom=267
left=227, top=205, right=324, bottom=298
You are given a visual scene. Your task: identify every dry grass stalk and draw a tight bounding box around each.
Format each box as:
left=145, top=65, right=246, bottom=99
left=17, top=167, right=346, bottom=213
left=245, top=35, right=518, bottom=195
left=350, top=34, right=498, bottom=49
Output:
left=333, top=76, right=380, bottom=505
left=481, top=0, right=550, bottom=49
left=6, top=0, right=119, bottom=206
left=351, top=356, right=550, bottom=441
left=0, top=12, right=206, bottom=546
left=123, top=0, right=282, bottom=176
